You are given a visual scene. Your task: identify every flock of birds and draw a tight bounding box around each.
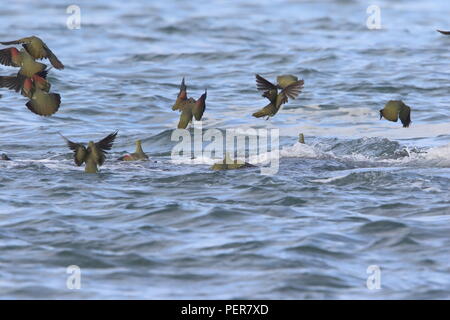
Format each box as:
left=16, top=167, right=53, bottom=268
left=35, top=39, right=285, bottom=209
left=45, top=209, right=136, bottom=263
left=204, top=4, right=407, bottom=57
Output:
left=0, top=30, right=448, bottom=172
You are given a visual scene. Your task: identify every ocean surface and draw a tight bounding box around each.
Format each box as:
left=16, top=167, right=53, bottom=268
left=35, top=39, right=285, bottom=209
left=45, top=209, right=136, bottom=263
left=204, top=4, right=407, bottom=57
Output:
left=0, top=0, right=449, bottom=299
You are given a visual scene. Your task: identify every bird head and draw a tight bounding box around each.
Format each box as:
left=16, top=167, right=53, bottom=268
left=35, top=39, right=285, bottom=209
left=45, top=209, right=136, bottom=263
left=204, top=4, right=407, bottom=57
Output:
left=379, top=109, right=384, bottom=120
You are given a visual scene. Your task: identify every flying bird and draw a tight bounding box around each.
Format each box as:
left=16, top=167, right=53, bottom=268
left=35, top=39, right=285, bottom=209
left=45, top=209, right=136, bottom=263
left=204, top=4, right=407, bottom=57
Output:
left=172, top=78, right=207, bottom=129
left=0, top=76, right=60, bottom=116
left=60, top=131, right=118, bottom=173
left=437, top=30, right=450, bottom=35
left=252, top=74, right=304, bottom=119
left=0, top=48, right=47, bottom=93
left=0, top=36, right=64, bottom=69
left=118, top=140, right=149, bottom=161
left=379, top=100, right=411, bottom=128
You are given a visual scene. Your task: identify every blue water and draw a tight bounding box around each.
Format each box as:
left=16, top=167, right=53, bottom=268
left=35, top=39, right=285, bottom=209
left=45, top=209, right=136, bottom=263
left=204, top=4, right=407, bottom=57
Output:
left=0, top=0, right=449, bottom=299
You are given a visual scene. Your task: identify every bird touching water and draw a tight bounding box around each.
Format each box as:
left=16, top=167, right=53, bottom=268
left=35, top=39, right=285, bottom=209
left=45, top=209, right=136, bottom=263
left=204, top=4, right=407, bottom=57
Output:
left=60, top=131, right=118, bottom=173
left=172, top=78, right=207, bottom=129
left=118, top=140, right=149, bottom=161
left=379, top=100, right=412, bottom=128
left=252, top=74, right=304, bottom=119
left=1, top=153, right=11, bottom=161
left=211, top=153, right=255, bottom=171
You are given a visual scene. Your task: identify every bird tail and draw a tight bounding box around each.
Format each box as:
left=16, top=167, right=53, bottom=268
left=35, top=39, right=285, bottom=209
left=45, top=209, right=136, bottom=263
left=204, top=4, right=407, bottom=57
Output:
left=48, top=52, right=64, bottom=70
left=252, top=109, right=269, bottom=118
left=26, top=92, right=61, bottom=116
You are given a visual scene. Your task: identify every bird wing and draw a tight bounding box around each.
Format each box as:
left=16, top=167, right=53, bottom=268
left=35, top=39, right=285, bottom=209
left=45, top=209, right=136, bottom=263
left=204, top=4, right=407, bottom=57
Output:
left=399, top=104, right=411, bottom=128
left=39, top=42, right=64, bottom=70
left=2, top=73, right=27, bottom=93
left=0, top=75, right=20, bottom=91
left=95, top=131, right=118, bottom=153
left=178, top=77, right=187, bottom=100
left=255, top=74, right=277, bottom=92
left=94, top=131, right=118, bottom=166
left=0, top=48, right=20, bottom=67
left=437, top=30, right=450, bottom=35
left=59, top=133, right=87, bottom=166
left=278, top=80, right=304, bottom=105
left=192, top=90, right=207, bottom=121
left=177, top=106, right=193, bottom=129
left=0, top=37, right=32, bottom=46
left=36, top=69, right=49, bottom=79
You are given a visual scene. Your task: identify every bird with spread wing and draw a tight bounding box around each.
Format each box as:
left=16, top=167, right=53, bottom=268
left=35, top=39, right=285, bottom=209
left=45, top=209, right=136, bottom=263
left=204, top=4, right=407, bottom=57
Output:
left=0, top=36, right=64, bottom=69
left=252, top=74, right=304, bottom=119
left=379, top=100, right=412, bottom=128
left=172, top=78, right=207, bottom=129
left=60, top=131, right=118, bottom=173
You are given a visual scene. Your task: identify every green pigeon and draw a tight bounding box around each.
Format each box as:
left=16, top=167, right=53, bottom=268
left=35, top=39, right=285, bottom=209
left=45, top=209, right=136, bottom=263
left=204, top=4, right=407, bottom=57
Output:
left=253, top=74, right=304, bottom=119
left=0, top=69, right=49, bottom=97
left=299, top=133, right=305, bottom=144
left=0, top=76, right=60, bottom=116
left=22, top=77, right=61, bottom=116
left=379, top=100, right=411, bottom=128
left=172, top=78, right=207, bottom=129
left=0, top=36, right=64, bottom=69
left=60, top=131, right=118, bottom=173
left=1, top=153, right=11, bottom=161
left=118, top=140, right=149, bottom=161
left=0, top=48, right=47, bottom=93
left=437, top=30, right=450, bottom=35
left=211, top=153, right=255, bottom=171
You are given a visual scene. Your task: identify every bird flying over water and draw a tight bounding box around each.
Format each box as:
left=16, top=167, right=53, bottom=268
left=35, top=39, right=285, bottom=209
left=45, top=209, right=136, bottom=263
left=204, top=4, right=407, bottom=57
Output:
left=118, top=140, right=149, bottom=161
left=0, top=75, right=60, bottom=116
left=172, top=78, right=207, bottom=129
left=437, top=30, right=450, bottom=35
left=252, top=74, right=304, bottom=119
left=379, top=100, right=411, bottom=128
left=24, top=82, right=61, bottom=116
left=60, top=131, right=118, bottom=173
left=0, top=36, right=64, bottom=69
left=0, top=48, right=47, bottom=93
